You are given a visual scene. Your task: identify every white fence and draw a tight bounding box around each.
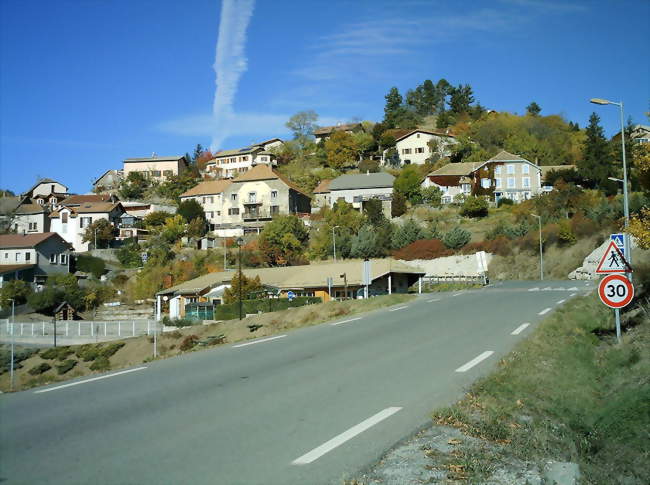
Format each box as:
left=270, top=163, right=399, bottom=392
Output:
left=0, top=319, right=158, bottom=340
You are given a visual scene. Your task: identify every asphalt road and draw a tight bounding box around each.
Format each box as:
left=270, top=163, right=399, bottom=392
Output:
left=0, top=280, right=594, bottom=485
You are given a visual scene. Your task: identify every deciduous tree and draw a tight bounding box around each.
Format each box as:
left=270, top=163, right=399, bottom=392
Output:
left=82, top=219, right=116, bottom=249
left=259, top=215, right=309, bottom=265
left=324, top=131, right=357, bottom=169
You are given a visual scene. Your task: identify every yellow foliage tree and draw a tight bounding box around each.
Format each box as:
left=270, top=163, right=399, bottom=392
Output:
left=629, top=207, right=650, bottom=249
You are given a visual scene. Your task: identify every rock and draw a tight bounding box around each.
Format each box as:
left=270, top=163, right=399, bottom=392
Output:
left=568, top=236, right=641, bottom=280
left=542, top=461, right=580, bottom=485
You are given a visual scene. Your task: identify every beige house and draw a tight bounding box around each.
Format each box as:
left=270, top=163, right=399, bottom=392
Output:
left=423, top=150, right=576, bottom=204
left=179, top=179, right=233, bottom=231
left=93, top=169, right=123, bottom=192
left=392, top=129, right=457, bottom=166
left=50, top=202, right=124, bottom=251
left=328, top=172, right=395, bottom=216
left=204, top=144, right=278, bottom=179
left=9, top=203, right=50, bottom=234
left=123, top=156, right=188, bottom=180
left=155, top=258, right=425, bottom=319
left=21, top=178, right=69, bottom=210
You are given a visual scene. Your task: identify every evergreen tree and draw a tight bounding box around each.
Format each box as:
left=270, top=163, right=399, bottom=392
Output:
left=526, top=102, right=542, bottom=116
left=383, top=87, right=403, bottom=128
left=192, top=144, right=205, bottom=162
left=350, top=225, right=379, bottom=259
left=578, top=113, right=613, bottom=190
left=449, top=84, right=475, bottom=114
left=391, top=218, right=425, bottom=249
left=391, top=192, right=407, bottom=218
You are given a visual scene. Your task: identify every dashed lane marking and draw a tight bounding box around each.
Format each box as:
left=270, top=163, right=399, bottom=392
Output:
left=455, top=351, right=494, bottom=372
left=34, top=367, right=147, bottom=394
left=232, top=335, right=287, bottom=348
left=511, top=323, right=530, bottom=335
left=389, top=306, right=408, bottom=312
left=331, top=317, right=362, bottom=326
left=538, top=308, right=551, bottom=316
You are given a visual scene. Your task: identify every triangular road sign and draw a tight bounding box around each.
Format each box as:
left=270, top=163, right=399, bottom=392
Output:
left=596, top=241, right=632, bottom=274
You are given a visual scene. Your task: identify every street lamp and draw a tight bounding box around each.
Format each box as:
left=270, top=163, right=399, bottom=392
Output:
left=531, top=214, right=543, bottom=281
left=9, top=298, right=15, bottom=391
left=590, top=97, right=631, bottom=268
left=236, top=237, right=244, bottom=320
left=332, top=225, right=340, bottom=262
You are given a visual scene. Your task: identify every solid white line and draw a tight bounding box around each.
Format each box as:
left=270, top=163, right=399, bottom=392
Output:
left=34, top=367, right=147, bottom=394
left=389, top=306, right=407, bottom=312
left=291, top=407, right=402, bottom=465
left=556, top=299, right=565, bottom=305
left=511, top=323, right=530, bottom=335
left=427, top=298, right=441, bottom=303
left=331, top=317, right=362, bottom=326
left=452, top=292, right=463, bottom=297
left=232, top=335, right=286, bottom=348
left=570, top=293, right=576, bottom=297
left=455, top=351, right=494, bottom=372
left=538, top=308, right=551, bottom=315
left=528, top=287, right=539, bottom=292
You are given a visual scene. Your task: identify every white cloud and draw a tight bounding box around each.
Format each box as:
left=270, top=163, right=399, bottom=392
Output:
left=211, top=0, right=255, bottom=150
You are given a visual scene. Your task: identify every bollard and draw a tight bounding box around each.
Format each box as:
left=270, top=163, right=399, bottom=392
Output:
left=118, top=321, right=121, bottom=337
left=132, top=320, right=135, bottom=336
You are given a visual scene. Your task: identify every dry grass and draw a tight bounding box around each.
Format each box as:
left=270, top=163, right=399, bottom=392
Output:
left=0, top=294, right=415, bottom=393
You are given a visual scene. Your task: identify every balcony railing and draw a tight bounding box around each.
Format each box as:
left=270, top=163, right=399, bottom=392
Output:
left=242, top=210, right=274, bottom=221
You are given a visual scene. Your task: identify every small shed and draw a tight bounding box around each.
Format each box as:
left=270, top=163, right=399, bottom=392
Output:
left=54, top=301, right=78, bottom=321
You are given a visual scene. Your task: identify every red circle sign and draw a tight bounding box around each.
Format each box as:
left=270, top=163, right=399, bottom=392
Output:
left=598, top=274, right=634, bottom=308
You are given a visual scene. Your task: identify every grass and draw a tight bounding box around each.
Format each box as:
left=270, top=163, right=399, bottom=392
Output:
left=422, top=282, right=483, bottom=292
left=431, top=289, right=650, bottom=484
left=0, top=293, right=415, bottom=393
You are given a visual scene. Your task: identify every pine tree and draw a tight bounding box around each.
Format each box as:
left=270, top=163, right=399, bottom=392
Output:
left=579, top=112, right=613, bottom=190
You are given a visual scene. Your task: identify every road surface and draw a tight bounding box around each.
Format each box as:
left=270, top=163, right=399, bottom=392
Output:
left=0, top=280, right=593, bottom=484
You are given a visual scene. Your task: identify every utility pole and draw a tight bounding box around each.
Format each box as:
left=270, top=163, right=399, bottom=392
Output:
left=237, top=237, right=244, bottom=320
left=332, top=226, right=339, bottom=262
left=10, top=298, right=15, bottom=391
left=531, top=214, right=543, bottom=280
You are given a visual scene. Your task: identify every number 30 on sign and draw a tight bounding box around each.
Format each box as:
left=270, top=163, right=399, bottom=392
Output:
left=598, top=274, right=634, bottom=309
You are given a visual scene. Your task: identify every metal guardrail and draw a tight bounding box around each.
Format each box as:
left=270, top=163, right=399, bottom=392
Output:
left=0, top=319, right=157, bottom=339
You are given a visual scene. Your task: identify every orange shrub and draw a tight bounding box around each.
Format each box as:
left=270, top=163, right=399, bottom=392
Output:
left=393, top=239, right=453, bottom=260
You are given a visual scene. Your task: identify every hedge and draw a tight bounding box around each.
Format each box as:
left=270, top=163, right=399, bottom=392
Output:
left=213, top=296, right=322, bottom=320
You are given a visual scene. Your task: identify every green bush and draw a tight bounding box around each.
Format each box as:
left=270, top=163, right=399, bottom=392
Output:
left=90, top=356, right=110, bottom=371
left=99, top=343, right=125, bottom=358
left=460, top=196, right=489, bottom=218
left=55, top=359, right=77, bottom=375
left=213, top=296, right=321, bottom=321
left=40, top=346, right=74, bottom=361
left=0, top=346, right=38, bottom=374
left=28, top=362, right=52, bottom=375
left=497, top=197, right=514, bottom=207
left=75, top=344, right=100, bottom=362
left=75, top=254, right=106, bottom=279
left=442, top=226, right=472, bottom=249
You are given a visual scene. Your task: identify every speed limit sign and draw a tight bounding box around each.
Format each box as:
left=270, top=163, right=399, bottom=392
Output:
left=598, top=274, right=634, bottom=309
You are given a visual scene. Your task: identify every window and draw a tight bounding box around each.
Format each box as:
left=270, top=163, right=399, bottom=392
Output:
left=507, top=177, right=515, bottom=188
left=163, top=170, right=173, bottom=177
left=202, top=196, right=213, bottom=204
left=261, top=156, right=267, bottom=162
left=401, top=148, right=412, bottom=155
left=495, top=178, right=502, bottom=188
left=60, top=254, right=67, bottom=265
left=25, top=252, right=31, bottom=261
left=4, top=252, right=8, bottom=259
left=79, top=217, right=92, bottom=228
left=206, top=211, right=214, bottom=219
left=62, top=212, right=68, bottom=224
left=151, top=170, right=161, bottom=177
left=248, top=192, right=257, bottom=203
left=416, top=133, right=420, bottom=138
left=231, top=194, right=238, bottom=201
left=51, top=184, right=55, bottom=192
left=462, top=184, right=471, bottom=194
left=36, top=198, right=44, bottom=205
left=228, top=208, right=240, bottom=215
left=522, top=177, right=530, bottom=188
left=522, top=164, right=529, bottom=174
left=216, top=211, right=221, bottom=216
left=271, top=190, right=278, bottom=199
left=507, top=164, right=515, bottom=174
left=415, top=147, right=425, bottom=154
left=271, top=205, right=280, bottom=215
left=242, top=156, right=248, bottom=161
left=481, top=178, right=491, bottom=189
left=15, top=253, right=20, bottom=262
left=28, top=222, right=37, bottom=232
left=50, top=254, right=56, bottom=264
left=494, top=166, right=502, bottom=175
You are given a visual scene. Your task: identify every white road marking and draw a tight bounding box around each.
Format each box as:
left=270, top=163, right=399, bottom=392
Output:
left=528, top=287, right=539, bottom=292
left=570, top=293, right=576, bottom=297
left=331, top=317, right=362, bottom=326
left=511, top=323, right=530, bottom=335
left=452, top=292, right=463, bottom=297
left=232, top=335, right=287, bottom=348
left=455, top=351, right=494, bottom=372
left=542, top=287, right=552, bottom=291
left=389, top=306, right=408, bottom=312
left=568, top=287, right=578, bottom=291
left=291, top=407, right=402, bottom=465
left=34, top=367, right=147, bottom=394
left=538, top=308, right=551, bottom=315
left=427, top=298, right=441, bottom=303
left=556, top=299, right=565, bottom=305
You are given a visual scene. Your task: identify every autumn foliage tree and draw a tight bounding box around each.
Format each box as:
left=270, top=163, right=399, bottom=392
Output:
left=324, top=131, right=357, bottom=169
left=223, top=273, right=263, bottom=304
left=258, top=215, right=309, bottom=265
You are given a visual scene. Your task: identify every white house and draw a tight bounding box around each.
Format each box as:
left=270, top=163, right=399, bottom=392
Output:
left=179, top=179, right=234, bottom=231
left=392, top=129, right=457, bottom=166
left=328, top=172, right=394, bottom=216
left=50, top=202, right=124, bottom=252
left=204, top=140, right=281, bottom=179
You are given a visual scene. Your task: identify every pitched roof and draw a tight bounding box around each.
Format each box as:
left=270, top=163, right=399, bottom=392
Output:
left=180, top=180, right=233, bottom=198
left=0, top=264, right=36, bottom=275
left=157, top=258, right=425, bottom=295
left=313, top=123, right=363, bottom=136
left=0, top=197, right=22, bottom=215
left=124, top=156, right=187, bottom=164
left=313, top=179, right=332, bottom=194
left=61, top=194, right=115, bottom=206
left=329, top=172, right=395, bottom=191
left=232, top=165, right=309, bottom=197
left=429, top=162, right=477, bottom=177
left=51, top=202, right=122, bottom=218
left=212, top=146, right=262, bottom=158
left=0, top=232, right=66, bottom=249
left=487, top=150, right=529, bottom=162
left=22, top=178, right=68, bottom=196
left=394, top=129, right=456, bottom=143
left=254, top=138, right=283, bottom=146
left=15, top=203, right=47, bottom=214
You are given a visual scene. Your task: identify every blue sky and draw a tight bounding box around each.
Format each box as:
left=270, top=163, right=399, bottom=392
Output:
left=1, top=0, right=648, bottom=195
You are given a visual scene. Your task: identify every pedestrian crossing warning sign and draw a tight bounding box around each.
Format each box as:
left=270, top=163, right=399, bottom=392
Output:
left=596, top=241, right=633, bottom=274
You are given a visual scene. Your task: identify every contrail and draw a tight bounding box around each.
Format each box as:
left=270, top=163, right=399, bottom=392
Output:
left=211, top=0, right=255, bottom=151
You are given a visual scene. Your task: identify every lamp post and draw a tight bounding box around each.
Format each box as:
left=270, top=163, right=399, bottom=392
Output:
left=9, top=298, right=15, bottom=391
left=236, top=237, right=244, bottom=320
left=531, top=214, right=543, bottom=281
left=590, top=98, right=631, bottom=268
left=332, top=225, right=339, bottom=262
